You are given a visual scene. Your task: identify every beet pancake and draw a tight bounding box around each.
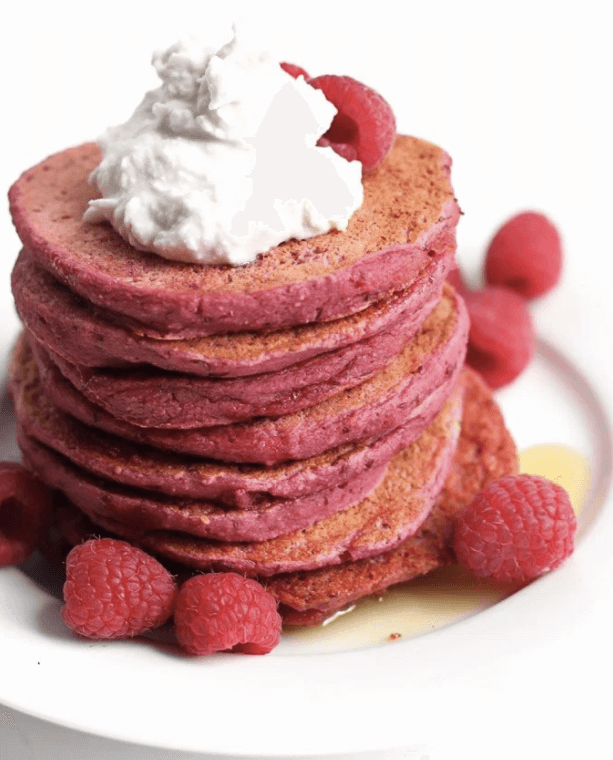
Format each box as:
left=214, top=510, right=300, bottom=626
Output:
left=13, top=249, right=445, bottom=377
left=45, top=370, right=517, bottom=623
left=9, top=136, right=460, bottom=338
left=10, top=333, right=457, bottom=504
left=268, top=369, right=519, bottom=624
left=49, top=388, right=463, bottom=577
left=17, top=428, right=388, bottom=542
left=32, top=283, right=436, bottom=428
left=24, top=290, right=467, bottom=464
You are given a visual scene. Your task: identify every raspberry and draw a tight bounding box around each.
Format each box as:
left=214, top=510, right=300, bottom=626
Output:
left=308, top=75, right=396, bottom=170
left=280, top=62, right=310, bottom=79
left=464, top=285, right=535, bottom=389
left=61, top=538, right=177, bottom=639
left=174, top=573, right=282, bottom=655
left=453, top=474, right=577, bottom=583
left=485, top=211, right=563, bottom=299
left=0, top=462, right=51, bottom=567
left=446, top=266, right=469, bottom=295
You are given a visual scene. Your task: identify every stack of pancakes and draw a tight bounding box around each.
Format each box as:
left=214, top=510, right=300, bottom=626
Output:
left=8, top=135, right=518, bottom=625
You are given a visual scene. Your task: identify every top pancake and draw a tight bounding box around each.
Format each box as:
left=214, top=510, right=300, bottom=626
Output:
left=9, top=136, right=460, bottom=337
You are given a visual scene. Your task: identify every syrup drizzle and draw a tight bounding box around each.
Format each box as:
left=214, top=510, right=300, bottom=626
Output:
left=280, top=445, right=591, bottom=654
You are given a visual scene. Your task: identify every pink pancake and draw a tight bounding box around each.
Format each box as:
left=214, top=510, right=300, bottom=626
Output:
left=31, top=283, right=435, bottom=429
left=9, top=136, right=460, bottom=338
left=13, top=249, right=448, bottom=377
left=9, top=338, right=456, bottom=509
left=17, top=428, right=387, bottom=542
left=9, top=334, right=452, bottom=507
left=61, top=387, right=463, bottom=577
left=269, top=369, right=519, bottom=624
left=26, top=290, right=467, bottom=464
left=45, top=370, right=517, bottom=623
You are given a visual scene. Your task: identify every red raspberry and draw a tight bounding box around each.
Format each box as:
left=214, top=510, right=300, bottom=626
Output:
left=308, top=75, right=396, bottom=170
left=453, top=474, right=577, bottom=583
left=464, top=285, right=535, bottom=389
left=280, top=62, right=310, bottom=79
left=61, top=538, right=177, bottom=639
left=174, top=573, right=282, bottom=655
left=0, top=462, right=51, bottom=567
left=446, top=266, right=469, bottom=295
left=485, top=211, right=563, bottom=299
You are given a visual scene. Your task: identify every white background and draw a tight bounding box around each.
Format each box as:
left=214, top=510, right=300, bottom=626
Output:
left=0, top=1, right=612, bottom=759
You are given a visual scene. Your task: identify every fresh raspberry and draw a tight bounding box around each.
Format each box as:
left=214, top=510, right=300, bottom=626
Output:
left=0, top=462, right=51, bottom=567
left=485, top=211, right=563, bottom=299
left=446, top=266, right=469, bottom=295
left=280, top=62, right=310, bottom=79
left=61, top=538, right=177, bottom=639
left=174, top=573, right=282, bottom=655
left=453, top=474, right=577, bottom=583
left=464, top=285, right=535, bottom=389
left=308, top=75, right=396, bottom=170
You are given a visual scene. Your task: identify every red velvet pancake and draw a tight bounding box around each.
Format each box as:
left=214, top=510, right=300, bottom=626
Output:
left=22, top=288, right=467, bottom=464
left=10, top=332, right=458, bottom=505
left=13, top=249, right=446, bottom=377
left=30, top=283, right=437, bottom=428
left=42, top=370, right=517, bottom=623
left=46, top=387, right=463, bottom=577
left=9, top=136, right=460, bottom=338
left=17, top=428, right=388, bottom=543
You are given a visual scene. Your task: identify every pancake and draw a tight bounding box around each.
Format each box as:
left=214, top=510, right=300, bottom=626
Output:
left=9, top=136, right=460, bottom=338
left=268, top=369, right=519, bottom=624
left=41, top=370, right=517, bottom=624
left=13, top=248, right=447, bottom=377
left=31, top=283, right=436, bottom=428
left=10, top=333, right=459, bottom=504
left=51, top=386, right=463, bottom=577
left=23, top=288, right=467, bottom=464
left=17, top=429, right=388, bottom=542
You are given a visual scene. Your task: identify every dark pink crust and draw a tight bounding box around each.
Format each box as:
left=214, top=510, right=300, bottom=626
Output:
left=269, top=369, right=519, bottom=624
left=57, top=388, right=463, bottom=576
left=27, top=290, right=467, bottom=464
left=17, top=429, right=387, bottom=543
left=13, top=249, right=448, bottom=377
left=9, top=136, right=460, bottom=337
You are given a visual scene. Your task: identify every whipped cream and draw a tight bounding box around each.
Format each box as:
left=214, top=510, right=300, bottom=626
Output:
left=83, top=29, right=363, bottom=266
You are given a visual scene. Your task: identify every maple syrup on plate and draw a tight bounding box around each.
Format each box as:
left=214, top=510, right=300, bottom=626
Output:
left=281, top=444, right=591, bottom=654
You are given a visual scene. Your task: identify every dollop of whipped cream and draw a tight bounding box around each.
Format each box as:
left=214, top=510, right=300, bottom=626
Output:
left=83, top=29, right=363, bottom=265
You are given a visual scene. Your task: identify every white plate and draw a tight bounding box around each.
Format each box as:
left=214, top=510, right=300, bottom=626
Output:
left=0, top=337, right=611, bottom=757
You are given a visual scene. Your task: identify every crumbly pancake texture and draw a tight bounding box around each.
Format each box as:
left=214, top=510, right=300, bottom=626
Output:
left=269, top=368, right=519, bottom=624
left=9, top=136, right=460, bottom=337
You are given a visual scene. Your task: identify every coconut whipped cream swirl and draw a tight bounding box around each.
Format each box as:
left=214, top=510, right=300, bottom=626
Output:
left=83, top=30, right=363, bottom=265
